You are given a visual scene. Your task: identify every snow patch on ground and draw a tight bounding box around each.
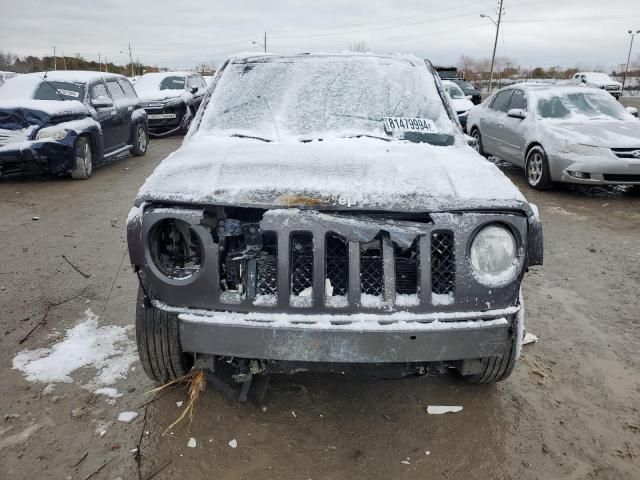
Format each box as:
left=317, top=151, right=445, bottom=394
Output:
left=12, top=309, right=136, bottom=387
left=95, top=387, right=123, bottom=398
left=117, top=411, right=138, bottom=423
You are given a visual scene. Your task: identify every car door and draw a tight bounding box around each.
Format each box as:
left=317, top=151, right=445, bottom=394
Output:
left=105, top=79, right=130, bottom=147
left=89, top=81, right=120, bottom=154
left=118, top=78, right=142, bottom=142
left=498, top=89, right=529, bottom=165
left=480, top=89, right=513, bottom=157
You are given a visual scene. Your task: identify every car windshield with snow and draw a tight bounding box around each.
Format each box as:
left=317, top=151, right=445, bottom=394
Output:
left=134, top=72, right=207, bottom=138
left=127, top=53, right=543, bottom=389
left=0, top=71, right=148, bottom=179
left=467, top=84, right=640, bottom=189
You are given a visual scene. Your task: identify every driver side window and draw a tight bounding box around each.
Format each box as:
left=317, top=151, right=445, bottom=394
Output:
left=490, top=90, right=513, bottom=113
left=91, top=82, right=109, bottom=100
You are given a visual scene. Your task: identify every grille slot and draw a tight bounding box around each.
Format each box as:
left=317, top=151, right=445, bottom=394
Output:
left=256, top=255, right=278, bottom=296
left=395, top=257, right=419, bottom=295
left=603, top=173, right=640, bottom=182
left=326, top=233, right=348, bottom=296
left=610, top=148, right=640, bottom=159
left=431, top=231, right=455, bottom=295
left=360, top=242, right=383, bottom=296
left=290, top=233, right=314, bottom=295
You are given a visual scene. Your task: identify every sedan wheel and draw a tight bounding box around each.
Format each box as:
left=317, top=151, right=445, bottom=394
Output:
left=525, top=147, right=553, bottom=190
left=470, top=128, right=485, bottom=156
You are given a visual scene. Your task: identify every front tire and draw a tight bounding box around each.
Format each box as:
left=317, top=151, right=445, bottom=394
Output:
left=525, top=146, right=553, bottom=190
left=463, top=294, right=524, bottom=384
left=131, top=123, right=148, bottom=156
left=70, top=135, right=93, bottom=180
left=136, top=285, right=192, bottom=382
left=470, top=127, right=486, bottom=157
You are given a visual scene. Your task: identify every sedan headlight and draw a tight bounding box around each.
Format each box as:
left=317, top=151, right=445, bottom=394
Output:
left=470, top=225, right=517, bottom=284
left=36, top=127, right=69, bottom=141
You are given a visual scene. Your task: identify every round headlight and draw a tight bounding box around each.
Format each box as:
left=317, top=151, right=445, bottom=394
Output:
left=470, top=225, right=516, bottom=279
left=149, top=219, right=202, bottom=279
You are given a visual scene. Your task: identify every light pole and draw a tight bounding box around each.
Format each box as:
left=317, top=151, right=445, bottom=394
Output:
left=252, top=32, right=267, bottom=53
left=120, top=44, right=135, bottom=76
left=480, top=0, right=504, bottom=94
left=622, top=29, right=640, bottom=93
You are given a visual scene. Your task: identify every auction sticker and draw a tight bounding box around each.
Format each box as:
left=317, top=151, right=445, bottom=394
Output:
left=383, top=117, right=437, bottom=133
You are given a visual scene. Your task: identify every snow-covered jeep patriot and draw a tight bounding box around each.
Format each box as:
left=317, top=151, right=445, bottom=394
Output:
left=127, top=53, right=543, bottom=387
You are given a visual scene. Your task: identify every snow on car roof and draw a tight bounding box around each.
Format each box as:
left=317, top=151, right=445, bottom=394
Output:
left=42, top=70, right=125, bottom=83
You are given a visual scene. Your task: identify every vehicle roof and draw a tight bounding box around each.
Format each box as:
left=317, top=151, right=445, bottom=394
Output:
left=226, top=51, right=427, bottom=66
left=137, top=71, right=194, bottom=80
left=18, top=71, right=125, bottom=84
left=498, top=82, right=607, bottom=95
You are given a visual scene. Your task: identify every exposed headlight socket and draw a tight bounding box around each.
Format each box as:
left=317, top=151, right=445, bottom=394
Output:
left=149, top=218, right=203, bottom=279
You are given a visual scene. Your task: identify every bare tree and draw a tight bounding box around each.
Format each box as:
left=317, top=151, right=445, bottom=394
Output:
left=348, top=41, right=369, bottom=53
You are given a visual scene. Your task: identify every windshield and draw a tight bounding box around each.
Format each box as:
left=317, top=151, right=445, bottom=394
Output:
left=134, top=74, right=186, bottom=96
left=453, top=79, right=475, bottom=91
left=199, top=56, right=456, bottom=143
left=158, top=76, right=185, bottom=90
left=33, top=81, right=84, bottom=101
left=443, top=82, right=465, bottom=99
left=585, top=73, right=612, bottom=83
left=537, top=91, right=630, bottom=121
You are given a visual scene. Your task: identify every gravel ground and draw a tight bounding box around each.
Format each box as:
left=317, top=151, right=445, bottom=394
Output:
left=1, top=138, right=639, bottom=480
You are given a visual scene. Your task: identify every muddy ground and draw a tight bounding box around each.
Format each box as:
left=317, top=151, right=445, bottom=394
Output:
left=1, top=137, right=639, bottom=480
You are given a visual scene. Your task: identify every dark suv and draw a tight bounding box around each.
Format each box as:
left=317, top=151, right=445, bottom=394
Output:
left=134, top=72, right=207, bottom=137
left=0, top=71, right=148, bottom=179
left=128, top=53, right=543, bottom=389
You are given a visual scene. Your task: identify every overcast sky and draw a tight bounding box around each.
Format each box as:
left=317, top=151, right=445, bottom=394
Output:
left=1, top=0, right=639, bottom=71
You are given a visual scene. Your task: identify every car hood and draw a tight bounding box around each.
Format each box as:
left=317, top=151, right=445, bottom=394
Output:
left=0, top=100, right=88, bottom=130
left=137, top=89, right=190, bottom=103
left=544, top=119, right=640, bottom=148
left=450, top=98, right=474, bottom=113
left=136, top=135, right=529, bottom=213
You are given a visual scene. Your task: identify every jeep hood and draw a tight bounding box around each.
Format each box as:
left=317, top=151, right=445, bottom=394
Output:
left=138, top=90, right=190, bottom=103
left=0, top=100, right=88, bottom=130
left=136, top=135, right=529, bottom=213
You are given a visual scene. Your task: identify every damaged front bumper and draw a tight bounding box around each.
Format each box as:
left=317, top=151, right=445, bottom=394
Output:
left=0, top=138, right=75, bottom=177
left=167, top=302, right=519, bottom=363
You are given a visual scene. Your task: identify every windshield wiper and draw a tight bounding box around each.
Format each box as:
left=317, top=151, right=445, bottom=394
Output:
left=230, top=133, right=272, bottom=142
left=342, top=133, right=391, bottom=142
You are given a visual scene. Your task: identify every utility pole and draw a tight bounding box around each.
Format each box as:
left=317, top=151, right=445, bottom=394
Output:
left=488, top=0, right=504, bottom=93
left=53, top=46, right=57, bottom=70
left=98, top=52, right=101, bottom=72
left=264, top=31, right=267, bottom=53
left=623, top=29, right=640, bottom=93
left=128, top=43, right=134, bottom=76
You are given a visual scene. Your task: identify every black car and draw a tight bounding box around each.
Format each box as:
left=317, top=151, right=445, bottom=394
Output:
left=449, top=79, right=482, bottom=105
left=0, top=71, right=148, bottom=179
left=134, top=72, right=207, bottom=138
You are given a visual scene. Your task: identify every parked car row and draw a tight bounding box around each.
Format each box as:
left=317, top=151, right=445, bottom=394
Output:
left=0, top=70, right=208, bottom=179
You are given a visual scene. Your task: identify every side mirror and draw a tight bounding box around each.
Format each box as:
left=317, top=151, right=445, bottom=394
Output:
left=507, top=108, right=527, bottom=120
left=190, top=86, right=198, bottom=94
left=626, top=106, right=639, bottom=117
left=91, top=96, right=113, bottom=108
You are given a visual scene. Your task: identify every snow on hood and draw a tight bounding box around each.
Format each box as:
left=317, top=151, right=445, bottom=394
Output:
left=136, top=135, right=528, bottom=213
left=544, top=119, right=640, bottom=148
left=134, top=72, right=191, bottom=102
left=450, top=97, right=474, bottom=113
left=137, top=89, right=191, bottom=102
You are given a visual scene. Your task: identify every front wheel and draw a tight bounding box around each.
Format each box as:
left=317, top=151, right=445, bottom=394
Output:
left=70, top=135, right=93, bottom=180
left=525, top=146, right=553, bottom=190
left=463, top=294, right=524, bottom=384
left=136, top=285, right=193, bottom=382
left=131, top=123, right=148, bottom=156
left=470, top=128, right=486, bottom=157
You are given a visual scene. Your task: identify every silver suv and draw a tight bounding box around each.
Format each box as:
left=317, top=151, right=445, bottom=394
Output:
left=127, top=53, right=543, bottom=389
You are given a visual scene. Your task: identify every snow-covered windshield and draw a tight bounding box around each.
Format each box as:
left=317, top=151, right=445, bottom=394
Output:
left=134, top=73, right=186, bottom=96
left=33, top=81, right=84, bottom=101
left=537, top=91, right=629, bottom=121
left=0, top=76, right=84, bottom=102
left=443, top=81, right=465, bottom=99
left=199, top=55, right=456, bottom=143
left=585, top=72, right=613, bottom=83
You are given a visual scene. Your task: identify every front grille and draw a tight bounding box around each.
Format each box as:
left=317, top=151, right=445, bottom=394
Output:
left=603, top=173, right=640, bottom=182
left=247, top=228, right=456, bottom=309
left=431, top=232, right=456, bottom=295
left=610, top=148, right=640, bottom=159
